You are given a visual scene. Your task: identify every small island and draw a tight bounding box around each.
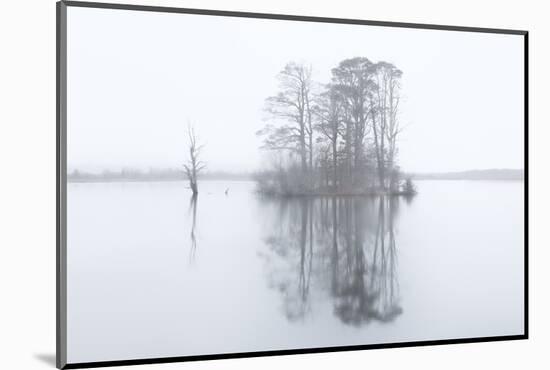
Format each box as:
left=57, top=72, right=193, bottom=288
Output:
left=254, top=58, right=416, bottom=198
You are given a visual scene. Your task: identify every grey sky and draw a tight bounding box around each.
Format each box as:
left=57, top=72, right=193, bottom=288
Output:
left=67, top=6, right=524, bottom=173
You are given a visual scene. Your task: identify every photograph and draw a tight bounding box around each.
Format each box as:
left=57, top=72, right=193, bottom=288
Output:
left=60, top=2, right=526, bottom=366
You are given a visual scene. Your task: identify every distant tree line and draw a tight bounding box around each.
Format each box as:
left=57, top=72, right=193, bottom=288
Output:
left=256, top=58, right=416, bottom=196
left=67, top=168, right=253, bottom=182
left=67, top=168, right=186, bottom=182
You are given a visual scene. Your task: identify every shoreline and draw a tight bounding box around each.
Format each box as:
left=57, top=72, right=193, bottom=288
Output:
left=67, top=177, right=524, bottom=184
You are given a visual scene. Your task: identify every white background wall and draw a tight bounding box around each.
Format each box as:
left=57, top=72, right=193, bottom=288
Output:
left=0, top=0, right=544, bottom=369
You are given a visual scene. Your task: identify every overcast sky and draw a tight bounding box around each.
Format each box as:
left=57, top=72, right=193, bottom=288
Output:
left=67, top=6, right=524, bottom=173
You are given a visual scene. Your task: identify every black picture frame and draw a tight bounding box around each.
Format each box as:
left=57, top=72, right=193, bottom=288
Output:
left=56, top=1, right=529, bottom=368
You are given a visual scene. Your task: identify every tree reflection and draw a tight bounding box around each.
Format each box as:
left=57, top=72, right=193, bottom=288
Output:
left=260, top=198, right=314, bottom=320
left=260, top=195, right=403, bottom=326
left=188, top=194, right=198, bottom=263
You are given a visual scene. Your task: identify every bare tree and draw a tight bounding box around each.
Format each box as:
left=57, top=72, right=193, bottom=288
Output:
left=384, top=65, right=403, bottom=191
left=371, top=62, right=402, bottom=191
left=257, top=62, right=315, bottom=177
left=183, top=125, right=205, bottom=195
left=313, top=85, right=344, bottom=191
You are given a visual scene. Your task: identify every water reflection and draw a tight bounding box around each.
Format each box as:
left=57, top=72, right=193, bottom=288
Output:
left=259, top=196, right=403, bottom=326
left=188, top=194, right=198, bottom=263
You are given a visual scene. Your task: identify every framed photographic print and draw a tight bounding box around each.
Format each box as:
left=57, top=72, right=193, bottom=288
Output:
left=57, top=1, right=528, bottom=368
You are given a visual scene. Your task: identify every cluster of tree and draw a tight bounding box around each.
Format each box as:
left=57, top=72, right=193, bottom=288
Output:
left=256, top=58, right=416, bottom=196
left=258, top=195, right=402, bottom=325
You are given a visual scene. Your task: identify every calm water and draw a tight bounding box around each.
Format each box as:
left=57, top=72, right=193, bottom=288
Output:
left=67, top=180, right=524, bottom=363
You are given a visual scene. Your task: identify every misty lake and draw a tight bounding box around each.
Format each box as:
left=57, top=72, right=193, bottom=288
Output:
left=67, top=180, right=524, bottom=363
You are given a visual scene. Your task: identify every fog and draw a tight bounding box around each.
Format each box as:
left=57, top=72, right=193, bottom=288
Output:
left=67, top=6, right=524, bottom=174
left=65, top=6, right=525, bottom=364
